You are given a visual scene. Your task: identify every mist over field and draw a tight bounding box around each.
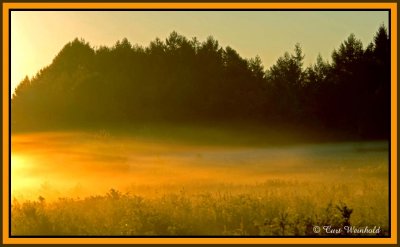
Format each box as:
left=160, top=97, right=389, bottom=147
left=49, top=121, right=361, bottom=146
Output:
left=11, top=130, right=389, bottom=236
left=10, top=25, right=390, bottom=236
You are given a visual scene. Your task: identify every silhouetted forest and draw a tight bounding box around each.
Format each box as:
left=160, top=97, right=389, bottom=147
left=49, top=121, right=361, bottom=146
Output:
left=12, top=25, right=390, bottom=139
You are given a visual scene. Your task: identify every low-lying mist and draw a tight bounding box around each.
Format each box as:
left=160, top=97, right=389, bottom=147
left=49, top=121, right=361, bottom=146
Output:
left=11, top=127, right=388, bottom=201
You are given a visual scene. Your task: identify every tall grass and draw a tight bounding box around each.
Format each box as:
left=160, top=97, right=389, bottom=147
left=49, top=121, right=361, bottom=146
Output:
left=11, top=178, right=388, bottom=236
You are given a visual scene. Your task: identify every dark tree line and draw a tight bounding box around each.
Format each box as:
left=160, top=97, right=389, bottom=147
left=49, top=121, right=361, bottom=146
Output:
left=12, top=26, right=390, bottom=139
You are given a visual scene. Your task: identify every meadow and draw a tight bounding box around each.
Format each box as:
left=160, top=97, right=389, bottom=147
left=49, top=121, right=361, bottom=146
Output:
left=10, top=127, right=389, bottom=236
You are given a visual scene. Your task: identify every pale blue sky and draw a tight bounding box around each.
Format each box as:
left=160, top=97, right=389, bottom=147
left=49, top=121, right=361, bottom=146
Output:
left=11, top=11, right=389, bottom=94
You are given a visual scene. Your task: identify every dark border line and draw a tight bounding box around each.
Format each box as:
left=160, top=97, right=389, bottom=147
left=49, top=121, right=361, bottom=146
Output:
left=387, top=8, right=392, bottom=239
left=9, top=235, right=393, bottom=238
left=8, top=7, right=11, bottom=240
left=8, top=8, right=392, bottom=11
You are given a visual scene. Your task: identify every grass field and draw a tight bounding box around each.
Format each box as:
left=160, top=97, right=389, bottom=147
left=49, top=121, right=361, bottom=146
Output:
left=10, top=128, right=389, bottom=236
left=12, top=179, right=388, bottom=236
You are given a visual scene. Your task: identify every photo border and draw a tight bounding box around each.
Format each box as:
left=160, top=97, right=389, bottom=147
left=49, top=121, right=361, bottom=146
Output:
left=2, top=2, right=397, bottom=245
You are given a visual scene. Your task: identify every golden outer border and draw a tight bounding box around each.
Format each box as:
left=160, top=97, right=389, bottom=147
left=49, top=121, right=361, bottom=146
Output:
left=0, top=2, right=398, bottom=9
left=2, top=2, right=397, bottom=245
left=3, top=2, right=10, bottom=244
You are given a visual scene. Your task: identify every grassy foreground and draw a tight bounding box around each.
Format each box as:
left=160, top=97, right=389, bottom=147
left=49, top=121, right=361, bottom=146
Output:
left=11, top=177, right=388, bottom=236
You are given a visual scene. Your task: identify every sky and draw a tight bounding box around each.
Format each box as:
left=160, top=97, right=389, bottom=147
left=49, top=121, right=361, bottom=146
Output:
left=11, top=11, right=389, bottom=94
